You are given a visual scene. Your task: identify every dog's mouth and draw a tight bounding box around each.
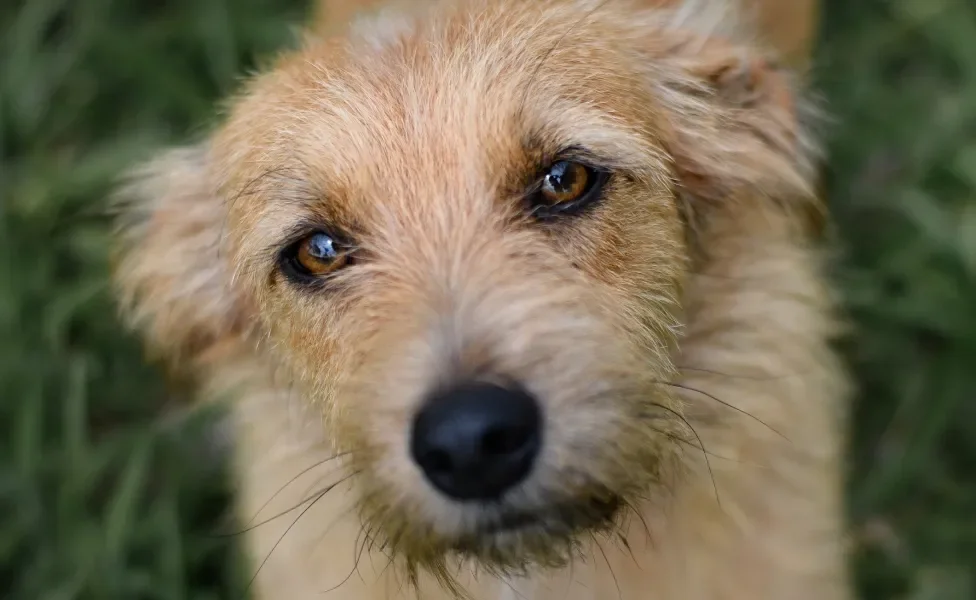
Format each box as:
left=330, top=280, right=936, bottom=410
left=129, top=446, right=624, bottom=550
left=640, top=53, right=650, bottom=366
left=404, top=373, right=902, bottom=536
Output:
left=478, top=494, right=622, bottom=535
left=450, top=494, right=624, bottom=559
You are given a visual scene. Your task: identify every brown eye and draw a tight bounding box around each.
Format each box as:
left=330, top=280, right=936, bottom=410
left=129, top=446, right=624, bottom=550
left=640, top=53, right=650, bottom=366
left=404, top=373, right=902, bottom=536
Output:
left=531, top=160, right=609, bottom=218
left=540, top=161, right=590, bottom=205
left=282, top=231, right=351, bottom=282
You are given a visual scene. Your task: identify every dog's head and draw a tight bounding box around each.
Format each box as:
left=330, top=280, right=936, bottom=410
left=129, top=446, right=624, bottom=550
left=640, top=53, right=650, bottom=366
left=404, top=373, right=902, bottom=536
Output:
left=113, top=0, right=817, bottom=584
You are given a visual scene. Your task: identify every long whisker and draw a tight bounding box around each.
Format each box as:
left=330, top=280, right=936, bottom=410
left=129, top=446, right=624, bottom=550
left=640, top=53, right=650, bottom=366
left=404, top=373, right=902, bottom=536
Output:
left=593, top=535, right=622, bottom=600
left=653, top=380, right=789, bottom=441
left=376, top=552, right=397, bottom=588
left=242, top=471, right=358, bottom=599
left=319, top=523, right=373, bottom=595
left=244, top=452, right=352, bottom=527
left=647, top=401, right=720, bottom=506
left=218, top=470, right=358, bottom=538
left=621, top=497, right=651, bottom=547
left=642, top=422, right=747, bottom=463
left=501, top=576, right=531, bottom=600
left=615, top=531, right=639, bottom=568
left=677, top=364, right=804, bottom=381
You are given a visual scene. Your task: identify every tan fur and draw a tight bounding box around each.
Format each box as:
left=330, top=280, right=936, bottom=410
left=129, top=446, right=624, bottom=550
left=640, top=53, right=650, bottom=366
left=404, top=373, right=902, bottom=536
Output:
left=314, top=0, right=820, bottom=66
left=112, top=0, right=849, bottom=598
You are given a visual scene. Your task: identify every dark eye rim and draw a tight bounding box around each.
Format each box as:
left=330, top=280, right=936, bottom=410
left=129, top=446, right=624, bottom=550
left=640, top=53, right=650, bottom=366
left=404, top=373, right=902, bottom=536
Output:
left=277, top=229, right=355, bottom=286
left=526, top=160, right=612, bottom=220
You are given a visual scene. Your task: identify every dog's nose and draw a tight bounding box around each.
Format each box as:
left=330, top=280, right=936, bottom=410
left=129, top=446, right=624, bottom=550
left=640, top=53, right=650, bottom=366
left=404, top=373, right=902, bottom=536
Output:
left=411, top=381, right=542, bottom=501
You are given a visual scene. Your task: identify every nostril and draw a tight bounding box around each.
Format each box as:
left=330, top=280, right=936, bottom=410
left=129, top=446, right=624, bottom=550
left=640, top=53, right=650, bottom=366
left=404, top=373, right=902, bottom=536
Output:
left=411, top=380, right=542, bottom=501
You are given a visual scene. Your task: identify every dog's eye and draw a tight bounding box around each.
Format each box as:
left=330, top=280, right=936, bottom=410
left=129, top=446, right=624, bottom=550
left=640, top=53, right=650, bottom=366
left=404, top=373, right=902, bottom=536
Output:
left=541, top=161, right=590, bottom=204
left=281, top=231, right=351, bottom=282
left=530, top=160, right=609, bottom=217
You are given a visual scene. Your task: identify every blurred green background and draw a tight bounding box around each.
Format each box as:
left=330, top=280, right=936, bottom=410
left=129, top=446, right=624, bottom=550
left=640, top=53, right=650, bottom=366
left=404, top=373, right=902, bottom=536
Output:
left=1, top=0, right=974, bottom=598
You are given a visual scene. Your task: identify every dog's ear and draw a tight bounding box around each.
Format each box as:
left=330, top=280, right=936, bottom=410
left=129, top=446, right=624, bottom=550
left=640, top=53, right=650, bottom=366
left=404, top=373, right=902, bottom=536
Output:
left=745, top=0, right=820, bottom=68
left=112, top=144, right=248, bottom=370
left=646, top=14, right=822, bottom=225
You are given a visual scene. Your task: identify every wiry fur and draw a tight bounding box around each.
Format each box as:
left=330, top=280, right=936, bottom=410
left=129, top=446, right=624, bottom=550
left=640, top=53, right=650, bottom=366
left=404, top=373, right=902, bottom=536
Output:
left=111, top=0, right=849, bottom=598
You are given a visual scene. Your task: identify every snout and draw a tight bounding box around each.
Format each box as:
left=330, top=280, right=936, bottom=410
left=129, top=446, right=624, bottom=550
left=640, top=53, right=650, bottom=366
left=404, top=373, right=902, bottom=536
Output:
left=411, top=380, right=542, bottom=501
left=319, top=224, right=684, bottom=569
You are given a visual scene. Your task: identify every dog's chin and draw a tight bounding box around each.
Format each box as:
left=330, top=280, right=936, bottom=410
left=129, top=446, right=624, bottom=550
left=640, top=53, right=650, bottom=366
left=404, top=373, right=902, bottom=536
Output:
left=428, top=494, right=625, bottom=574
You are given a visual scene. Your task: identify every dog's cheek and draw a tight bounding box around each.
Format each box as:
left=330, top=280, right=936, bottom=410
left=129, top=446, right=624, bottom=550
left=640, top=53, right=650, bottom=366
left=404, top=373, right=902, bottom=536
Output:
left=530, top=186, right=688, bottom=480
left=242, top=279, right=361, bottom=409
left=547, top=182, right=686, bottom=356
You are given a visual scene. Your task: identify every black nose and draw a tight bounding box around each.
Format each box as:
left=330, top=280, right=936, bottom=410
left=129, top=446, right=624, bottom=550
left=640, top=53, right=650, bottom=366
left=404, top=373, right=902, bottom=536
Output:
left=410, top=381, right=542, bottom=501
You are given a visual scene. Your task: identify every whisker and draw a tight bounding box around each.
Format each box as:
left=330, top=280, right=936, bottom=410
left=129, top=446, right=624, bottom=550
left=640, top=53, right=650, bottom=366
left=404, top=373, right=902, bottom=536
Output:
left=621, top=497, right=651, bottom=547
left=320, top=508, right=386, bottom=595
left=244, top=452, right=352, bottom=527
left=243, top=471, right=354, bottom=599
left=502, top=576, right=530, bottom=600
left=366, top=522, right=382, bottom=555
left=615, top=531, right=639, bottom=569
left=654, top=380, right=789, bottom=441
left=565, top=552, right=578, bottom=596
left=677, top=365, right=804, bottom=381
left=218, top=470, right=358, bottom=538
left=641, top=422, right=745, bottom=463
left=593, top=535, right=622, bottom=600
left=377, top=552, right=396, bottom=584
left=320, top=545, right=363, bottom=595
left=647, top=401, right=721, bottom=506
left=353, top=523, right=369, bottom=585
left=361, top=523, right=392, bottom=579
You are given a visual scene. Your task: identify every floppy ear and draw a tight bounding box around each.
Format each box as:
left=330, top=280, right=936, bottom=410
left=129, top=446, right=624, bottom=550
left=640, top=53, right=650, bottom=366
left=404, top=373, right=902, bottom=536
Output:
left=646, top=12, right=823, bottom=228
left=111, top=144, right=249, bottom=369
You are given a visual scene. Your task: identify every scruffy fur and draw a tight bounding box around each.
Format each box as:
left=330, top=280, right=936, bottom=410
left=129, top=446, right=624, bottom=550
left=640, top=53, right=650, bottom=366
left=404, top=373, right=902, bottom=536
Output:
left=112, top=0, right=849, bottom=598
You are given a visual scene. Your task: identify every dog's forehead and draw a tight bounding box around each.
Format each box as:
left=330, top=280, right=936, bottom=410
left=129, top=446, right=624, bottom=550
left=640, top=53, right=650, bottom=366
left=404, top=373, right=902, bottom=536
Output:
left=308, top=11, right=650, bottom=162
left=222, top=0, right=669, bottom=244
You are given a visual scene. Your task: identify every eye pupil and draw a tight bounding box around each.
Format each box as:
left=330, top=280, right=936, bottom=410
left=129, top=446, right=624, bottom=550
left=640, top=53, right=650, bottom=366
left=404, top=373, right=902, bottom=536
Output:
left=307, top=233, right=338, bottom=260
left=286, top=230, right=351, bottom=281
left=537, top=160, right=599, bottom=210
left=545, top=161, right=577, bottom=194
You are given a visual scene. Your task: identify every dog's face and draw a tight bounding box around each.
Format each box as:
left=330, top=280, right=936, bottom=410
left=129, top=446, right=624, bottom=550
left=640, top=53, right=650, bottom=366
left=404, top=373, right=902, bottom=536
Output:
left=115, top=0, right=812, bottom=582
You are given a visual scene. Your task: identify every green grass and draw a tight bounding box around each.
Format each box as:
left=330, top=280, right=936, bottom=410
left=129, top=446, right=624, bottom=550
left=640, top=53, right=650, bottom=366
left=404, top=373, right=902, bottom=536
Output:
left=1, top=0, right=974, bottom=598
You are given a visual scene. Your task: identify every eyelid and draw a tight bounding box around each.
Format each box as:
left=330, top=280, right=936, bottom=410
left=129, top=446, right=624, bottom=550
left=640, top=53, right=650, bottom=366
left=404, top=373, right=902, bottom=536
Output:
left=267, top=225, right=317, bottom=267
left=543, top=146, right=617, bottom=173
left=273, top=220, right=352, bottom=255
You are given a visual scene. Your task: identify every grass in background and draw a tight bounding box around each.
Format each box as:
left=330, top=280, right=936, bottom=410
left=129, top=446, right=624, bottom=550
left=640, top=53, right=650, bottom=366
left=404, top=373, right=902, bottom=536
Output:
left=817, top=1, right=976, bottom=597
left=1, top=0, right=973, bottom=598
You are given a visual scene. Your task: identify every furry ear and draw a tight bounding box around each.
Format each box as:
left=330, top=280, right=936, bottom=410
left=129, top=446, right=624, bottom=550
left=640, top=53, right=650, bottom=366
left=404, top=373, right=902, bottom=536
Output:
left=647, top=13, right=822, bottom=225
left=746, top=0, right=820, bottom=68
left=111, top=144, right=249, bottom=370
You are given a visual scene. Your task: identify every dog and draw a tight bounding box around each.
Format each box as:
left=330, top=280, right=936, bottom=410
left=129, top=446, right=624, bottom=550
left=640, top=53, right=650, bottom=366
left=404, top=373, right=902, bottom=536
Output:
left=111, top=0, right=849, bottom=598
